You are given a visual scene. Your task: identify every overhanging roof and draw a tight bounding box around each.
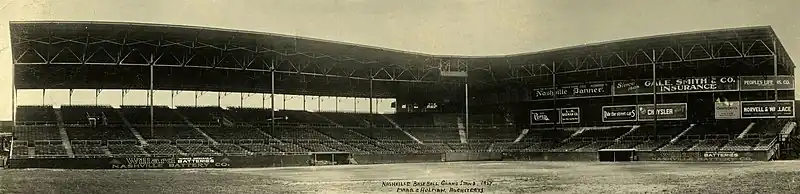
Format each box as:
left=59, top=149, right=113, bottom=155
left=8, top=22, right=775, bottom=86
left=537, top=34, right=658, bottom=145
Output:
left=9, top=21, right=793, bottom=67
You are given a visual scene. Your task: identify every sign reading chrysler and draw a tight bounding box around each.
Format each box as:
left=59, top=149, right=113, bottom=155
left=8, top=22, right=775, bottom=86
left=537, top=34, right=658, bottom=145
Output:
left=614, top=77, right=738, bottom=95
left=602, top=105, right=637, bottom=122
left=559, top=108, right=581, bottom=124
left=739, top=76, right=794, bottom=91
left=741, top=100, right=795, bottom=118
left=530, top=109, right=558, bottom=125
left=637, top=103, right=687, bottom=121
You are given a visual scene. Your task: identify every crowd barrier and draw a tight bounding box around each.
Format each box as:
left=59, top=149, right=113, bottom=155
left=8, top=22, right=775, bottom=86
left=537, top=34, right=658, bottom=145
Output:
left=638, top=151, right=768, bottom=162
left=501, top=150, right=771, bottom=162
left=6, top=155, right=313, bottom=169
left=5, top=149, right=773, bottom=169
left=351, top=153, right=443, bottom=164
left=443, top=152, right=503, bottom=162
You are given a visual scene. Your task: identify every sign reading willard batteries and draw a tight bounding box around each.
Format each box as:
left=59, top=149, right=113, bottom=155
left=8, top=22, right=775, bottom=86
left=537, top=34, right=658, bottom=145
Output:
left=741, top=100, right=795, bottom=118
left=637, top=103, right=687, bottom=121
left=559, top=108, right=580, bottom=124
left=530, top=109, right=558, bottom=125
left=614, top=77, right=738, bottom=95
left=602, top=105, right=637, bottom=122
left=715, top=101, right=741, bottom=119
left=739, top=76, right=794, bottom=91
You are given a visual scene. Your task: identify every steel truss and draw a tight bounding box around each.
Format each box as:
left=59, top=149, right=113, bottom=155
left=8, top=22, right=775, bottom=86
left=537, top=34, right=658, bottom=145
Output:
left=10, top=30, right=448, bottom=84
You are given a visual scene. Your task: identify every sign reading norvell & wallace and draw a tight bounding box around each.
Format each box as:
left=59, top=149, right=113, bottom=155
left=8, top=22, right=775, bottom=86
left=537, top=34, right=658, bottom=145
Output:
left=740, top=100, right=795, bottom=118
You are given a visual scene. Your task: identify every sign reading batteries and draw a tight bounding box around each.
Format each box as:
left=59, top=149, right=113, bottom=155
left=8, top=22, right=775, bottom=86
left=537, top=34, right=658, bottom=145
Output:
left=637, top=103, right=688, bottom=121
left=740, top=100, right=795, bottom=118
left=530, top=108, right=580, bottom=125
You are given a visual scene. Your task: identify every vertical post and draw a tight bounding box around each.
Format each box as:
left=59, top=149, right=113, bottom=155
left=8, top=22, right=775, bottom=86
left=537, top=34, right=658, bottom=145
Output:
left=271, top=60, right=276, bottom=135
left=150, top=61, right=154, bottom=135
left=370, top=77, right=374, bottom=115
left=773, top=35, right=779, bottom=121
left=552, top=62, right=557, bottom=130
left=240, top=92, right=244, bottom=108
left=96, top=89, right=100, bottom=106
left=465, top=80, right=469, bottom=141
left=653, top=50, right=657, bottom=134
left=194, top=91, right=198, bottom=107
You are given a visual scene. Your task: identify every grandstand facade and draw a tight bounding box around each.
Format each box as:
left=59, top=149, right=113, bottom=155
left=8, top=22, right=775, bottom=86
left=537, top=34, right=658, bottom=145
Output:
left=5, top=21, right=797, bottom=168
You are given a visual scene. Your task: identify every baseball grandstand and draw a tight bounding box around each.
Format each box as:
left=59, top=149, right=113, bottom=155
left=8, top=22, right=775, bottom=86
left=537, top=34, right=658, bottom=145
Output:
left=3, top=21, right=798, bottom=169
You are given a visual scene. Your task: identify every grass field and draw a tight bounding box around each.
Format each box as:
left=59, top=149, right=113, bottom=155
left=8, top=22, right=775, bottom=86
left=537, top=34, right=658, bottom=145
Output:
left=1, top=161, right=799, bottom=193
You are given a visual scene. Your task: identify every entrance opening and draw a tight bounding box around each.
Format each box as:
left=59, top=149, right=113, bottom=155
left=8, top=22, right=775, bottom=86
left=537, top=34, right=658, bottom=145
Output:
left=598, top=149, right=637, bottom=162
left=311, top=152, right=352, bottom=165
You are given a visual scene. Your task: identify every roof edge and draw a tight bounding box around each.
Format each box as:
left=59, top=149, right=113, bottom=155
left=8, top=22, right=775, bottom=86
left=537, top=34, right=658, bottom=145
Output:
left=9, top=20, right=776, bottom=59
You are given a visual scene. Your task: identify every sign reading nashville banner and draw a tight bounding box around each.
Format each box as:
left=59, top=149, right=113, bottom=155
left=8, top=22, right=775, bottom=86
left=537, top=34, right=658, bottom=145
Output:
left=614, top=77, right=738, bottom=95
left=740, top=100, right=795, bottom=118
left=637, top=103, right=688, bottom=121
left=530, top=107, right=580, bottom=125
left=530, top=83, right=611, bottom=100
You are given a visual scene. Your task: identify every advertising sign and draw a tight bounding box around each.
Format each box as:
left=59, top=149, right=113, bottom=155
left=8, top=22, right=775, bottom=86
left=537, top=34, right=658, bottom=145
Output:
left=109, top=157, right=232, bottom=169
left=740, top=100, right=795, bottom=118
left=739, top=76, right=794, bottom=91
left=614, top=77, right=738, bottom=95
left=601, top=105, right=637, bottom=122
left=637, top=103, right=688, bottom=121
left=529, top=109, right=558, bottom=125
left=530, top=83, right=611, bottom=100
left=715, top=101, right=742, bottom=119
left=559, top=107, right=580, bottom=124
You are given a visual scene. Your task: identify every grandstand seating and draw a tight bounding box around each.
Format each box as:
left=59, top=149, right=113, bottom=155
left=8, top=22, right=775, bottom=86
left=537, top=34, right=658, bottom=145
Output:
left=120, top=106, right=185, bottom=124
left=316, top=112, right=369, bottom=127
left=178, top=144, right=222, bottom=156
left=66, top=125, right=136, bottom=140
left=16, top=106, right=57, bottom=124
left=136, top=126, right=205, bottom=140
left=176, top=106, right=229, bottom=125
left=60, top=106, right=124, bottom=125
left=7, top=104, right=790, bottom=159
left=405, top=127, right=461, bottom=143
left=143, top=144, right=184, bottom=156
left=107, top=144, right=147, bottom=156
left=201, top=126, right=269, bottom=140
left=468, top=127, right=519, bottom=142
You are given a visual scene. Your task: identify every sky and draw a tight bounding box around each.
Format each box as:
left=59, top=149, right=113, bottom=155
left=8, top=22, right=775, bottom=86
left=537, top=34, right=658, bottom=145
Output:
left=0, top=0, right=798, bottom=120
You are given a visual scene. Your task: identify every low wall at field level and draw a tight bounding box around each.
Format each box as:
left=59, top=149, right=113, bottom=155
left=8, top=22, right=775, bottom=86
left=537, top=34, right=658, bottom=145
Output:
left=6, top=155, right=313, bottom=169
left=5, top=149, right=773, bottom=169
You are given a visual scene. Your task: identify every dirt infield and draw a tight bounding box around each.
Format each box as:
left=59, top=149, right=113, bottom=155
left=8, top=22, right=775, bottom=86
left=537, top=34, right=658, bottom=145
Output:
left=1, top=161, right=799, bottom=193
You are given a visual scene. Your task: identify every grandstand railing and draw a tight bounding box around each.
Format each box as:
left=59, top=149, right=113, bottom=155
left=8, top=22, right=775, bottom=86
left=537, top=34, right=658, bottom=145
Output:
left=14, top=121, right=58, bottom=126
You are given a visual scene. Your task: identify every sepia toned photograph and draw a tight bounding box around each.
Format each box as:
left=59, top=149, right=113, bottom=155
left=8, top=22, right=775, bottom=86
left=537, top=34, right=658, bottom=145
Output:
left=0, top=0, right=799, bottom=193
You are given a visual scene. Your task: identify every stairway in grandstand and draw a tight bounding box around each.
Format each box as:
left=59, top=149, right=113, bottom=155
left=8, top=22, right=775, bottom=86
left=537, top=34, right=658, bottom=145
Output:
left=115, top=109, right=149, bottom=145
left=173, top=109, right=219, bottom=145
left=53, top=108, right=75, bottom=157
